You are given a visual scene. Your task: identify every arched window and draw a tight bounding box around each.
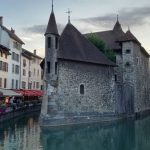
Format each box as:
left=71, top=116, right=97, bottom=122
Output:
left=80, top=84, right=84, bottom=95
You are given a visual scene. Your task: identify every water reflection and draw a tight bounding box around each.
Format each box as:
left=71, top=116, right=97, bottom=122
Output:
left=0, top=115, right=42, bottom=150
left=41, top=121, right=136, bottom=150
left=0, top=115, right=150, bottom=150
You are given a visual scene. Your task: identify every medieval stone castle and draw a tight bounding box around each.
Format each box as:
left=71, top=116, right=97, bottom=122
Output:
left=40, top=5, right=150, bottom=127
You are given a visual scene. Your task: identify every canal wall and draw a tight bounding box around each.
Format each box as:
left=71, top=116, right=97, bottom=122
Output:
left=0, top=105, right=41, bottom=123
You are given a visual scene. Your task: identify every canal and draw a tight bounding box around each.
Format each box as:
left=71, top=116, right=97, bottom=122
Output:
left=0, top=114, right=150, bottom=150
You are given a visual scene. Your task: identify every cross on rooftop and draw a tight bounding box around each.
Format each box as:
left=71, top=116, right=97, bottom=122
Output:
left=66, top=8, right=72, bottom=23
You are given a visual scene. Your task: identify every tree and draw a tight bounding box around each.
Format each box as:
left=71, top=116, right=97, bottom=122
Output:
left=86, top=33, right=116, bottom=62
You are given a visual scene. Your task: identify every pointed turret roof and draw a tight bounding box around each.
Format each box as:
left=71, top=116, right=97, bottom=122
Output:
left=45, top=10, right=59, bottom=35
left=118, top=29, right=140, bottom=44
left=58, top=23, right=115, bottom=66
left=125, top=30, right=140, bottom=43
left=113, top=16, right=122, bottom=31
left=117, top=29, right=149, bottom=57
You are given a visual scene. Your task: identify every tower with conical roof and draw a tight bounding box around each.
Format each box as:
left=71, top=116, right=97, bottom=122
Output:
left=45, top=0, right=59, bottom=81
left=40, top=0, right=59, bottom=120
left=113, top=15, right=122, bottom=31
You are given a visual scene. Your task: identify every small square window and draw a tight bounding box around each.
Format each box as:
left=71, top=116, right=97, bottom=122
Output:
left=126, top=49, right=131, bottom=54
left=125, top=62, right=130, bottom=67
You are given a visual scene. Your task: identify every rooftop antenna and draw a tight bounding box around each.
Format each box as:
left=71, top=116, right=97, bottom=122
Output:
left=52, top=0, right=54, bottom=12
left=66, top=8, right=72, bottom=23
left=117, top=14, right=119, bottom=22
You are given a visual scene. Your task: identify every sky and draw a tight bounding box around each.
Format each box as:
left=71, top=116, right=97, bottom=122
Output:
left=0, top=0, right=150, bottom=57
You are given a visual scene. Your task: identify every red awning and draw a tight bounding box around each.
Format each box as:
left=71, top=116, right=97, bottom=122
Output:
left=13, top=90, right=44, bottom=97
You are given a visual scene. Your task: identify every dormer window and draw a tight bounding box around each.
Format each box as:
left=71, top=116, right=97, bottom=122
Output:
left=126, top=49, right=131, bottom=54
left=47, top=37, right=51, bottom=48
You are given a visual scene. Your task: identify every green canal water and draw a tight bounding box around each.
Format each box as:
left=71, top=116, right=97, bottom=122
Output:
left=0, top=114, right=150, bottom=150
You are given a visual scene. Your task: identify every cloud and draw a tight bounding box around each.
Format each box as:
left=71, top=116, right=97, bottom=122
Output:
left=79, top=6, right=150, bottom=29
left=24, top=23, right=64, bottom=35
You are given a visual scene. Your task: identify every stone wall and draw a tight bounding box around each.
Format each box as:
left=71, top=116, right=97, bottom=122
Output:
left=56, top=60, right=116, bottom=114
left=122, top=41, right=150, bottom=113
left=133, top=43, right=150, bottom=112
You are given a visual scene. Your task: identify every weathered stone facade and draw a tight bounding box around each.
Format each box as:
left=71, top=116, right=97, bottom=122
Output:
left=56, top=60, right=116, bottom=114
left=122, top=42, right=150, bottom=113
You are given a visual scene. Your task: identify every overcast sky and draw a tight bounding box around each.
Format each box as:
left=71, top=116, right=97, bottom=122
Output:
left=0, top=0, right=150, bottom=57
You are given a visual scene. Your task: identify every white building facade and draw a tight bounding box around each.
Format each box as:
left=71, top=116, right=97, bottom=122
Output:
left=0, top=45, right=10, bottom=89
left=0, top=16, right=43, bottom=90
left=21, top=49, right=43, bottom=90
left=8, top=37, right=23, bottom=89
left=0, top=17, right=10, bottom=89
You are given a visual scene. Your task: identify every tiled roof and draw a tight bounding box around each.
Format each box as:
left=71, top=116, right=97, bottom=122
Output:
left=22, top=49, right=43, bottom=60
left=45, top=11, right=59, bottom=35
left=91, top=29, right=125, bottom=50
left=85, top=20, right=125, bottom=51
left=0, top=44, right=10, bottom=54
left=58, top=23, right=115, bottom=66
left=117, top=30, right=140, bottom=44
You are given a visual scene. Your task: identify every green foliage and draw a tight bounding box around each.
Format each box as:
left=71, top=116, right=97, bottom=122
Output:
left=104, top=49, right=116, bottom=62
left=86, top=33, right=105, bottom=53
left=86, top=33, right=116, bottom=62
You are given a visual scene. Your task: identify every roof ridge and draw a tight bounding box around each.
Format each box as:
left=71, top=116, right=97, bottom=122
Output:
left=1, top=25, right=24, bottom=44
left=22, top=48, right=43, bottom=59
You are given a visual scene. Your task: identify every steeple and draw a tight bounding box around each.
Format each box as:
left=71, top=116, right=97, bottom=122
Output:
left=45, top=0, right=59, bottom=35
left=113, top=15, right=122, bottom=31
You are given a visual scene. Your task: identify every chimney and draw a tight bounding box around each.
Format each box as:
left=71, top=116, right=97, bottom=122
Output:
left=0, top=16, right=3, bottom=26
left=11, top=28, right=15, bottom=34
left=34, top=49, right=36, bottom=55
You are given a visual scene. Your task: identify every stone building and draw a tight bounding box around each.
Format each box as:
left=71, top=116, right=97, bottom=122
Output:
left=40, top=6, right=150, bottom=127
left=92, top=18, right=150, bottom=115
left=40, top=7, right=117, bottom=127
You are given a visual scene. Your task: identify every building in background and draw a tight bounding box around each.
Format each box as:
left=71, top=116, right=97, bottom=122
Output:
left=21, top=49, right=43, bottom=90
left=8, top=28, right=24, bottom=89
left=0, top=16, right=43, bottom=90
left=0, top=16, right=24, bottom=89
left=0, top=45, right=10, bottom=89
